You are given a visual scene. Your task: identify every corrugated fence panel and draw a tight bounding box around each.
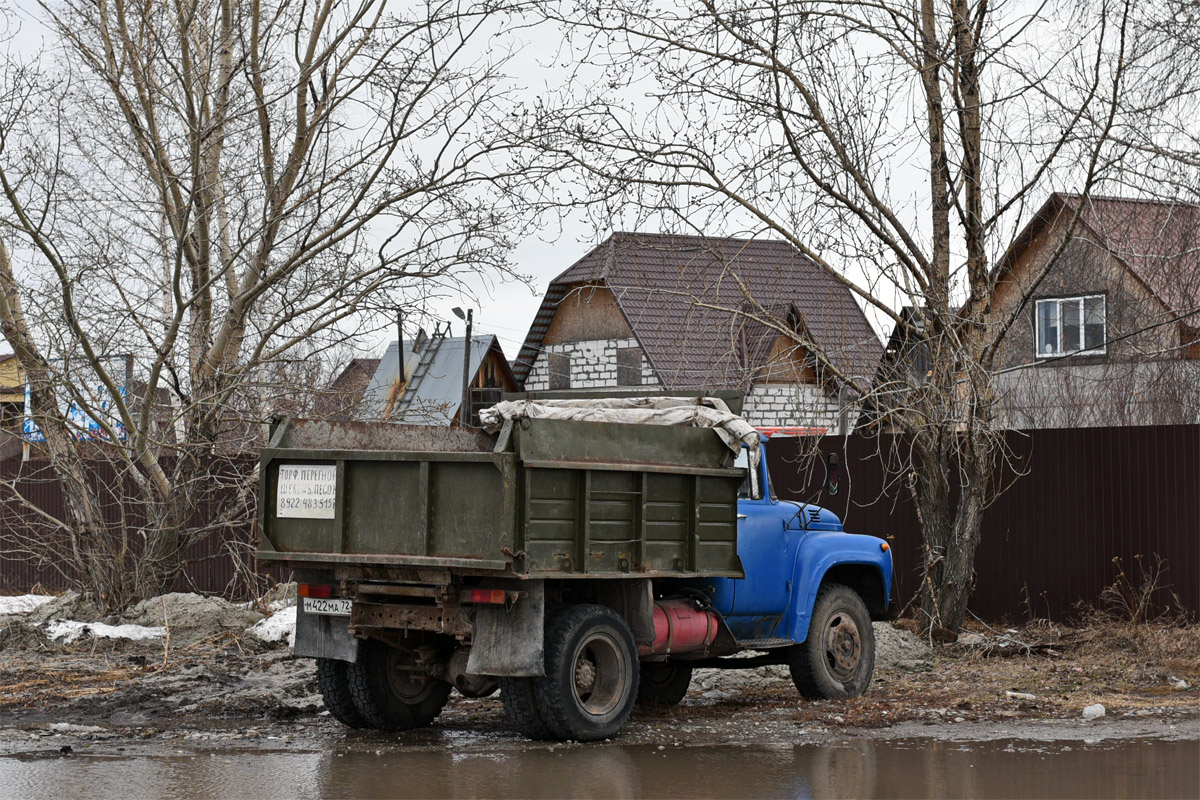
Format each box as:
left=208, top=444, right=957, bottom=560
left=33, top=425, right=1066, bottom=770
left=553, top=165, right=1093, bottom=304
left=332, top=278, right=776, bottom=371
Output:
left=3, top=425, right=1197, bottom=616
left=769, top=425, right=1198, bottom=622
left=0, top=457, right=289, bottom=601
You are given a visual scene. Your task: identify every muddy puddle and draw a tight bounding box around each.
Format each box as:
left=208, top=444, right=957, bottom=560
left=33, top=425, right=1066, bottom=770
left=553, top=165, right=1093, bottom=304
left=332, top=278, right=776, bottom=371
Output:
left=1, top=737, right=1195, bottom=799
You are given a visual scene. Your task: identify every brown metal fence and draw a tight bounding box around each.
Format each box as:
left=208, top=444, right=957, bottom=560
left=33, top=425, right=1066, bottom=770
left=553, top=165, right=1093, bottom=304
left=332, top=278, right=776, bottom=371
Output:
left=0, top=457, right=289, bottom=600
left=2, top=425, right=1197, bottom=618
left=767, top=425, right=1199, bottom=622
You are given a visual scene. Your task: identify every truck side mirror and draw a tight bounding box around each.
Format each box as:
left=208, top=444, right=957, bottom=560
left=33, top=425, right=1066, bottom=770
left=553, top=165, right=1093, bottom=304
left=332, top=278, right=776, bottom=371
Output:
left=826, top=452, right=840, bottom=496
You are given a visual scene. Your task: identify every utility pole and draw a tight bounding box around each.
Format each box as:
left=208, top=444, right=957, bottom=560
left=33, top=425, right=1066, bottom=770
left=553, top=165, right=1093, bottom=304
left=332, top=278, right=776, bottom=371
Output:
left=396, top=309, right=405, bottom=382
left=452, top=307, right=473, bottom=426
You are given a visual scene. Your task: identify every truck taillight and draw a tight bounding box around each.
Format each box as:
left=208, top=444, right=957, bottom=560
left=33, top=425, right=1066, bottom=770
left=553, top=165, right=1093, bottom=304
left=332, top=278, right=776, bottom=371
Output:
left=298, top=583, right=333, bottom=599
left=461, top=588, right=508, bottom=605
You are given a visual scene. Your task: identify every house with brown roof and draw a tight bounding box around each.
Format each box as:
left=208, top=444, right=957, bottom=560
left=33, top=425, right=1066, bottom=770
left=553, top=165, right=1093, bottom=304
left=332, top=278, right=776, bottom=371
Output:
left=514, top=233, right=881, bottom=431
left=311, top=357, right=381, bottom=420
left=990, top=193, right=1199, bottom=427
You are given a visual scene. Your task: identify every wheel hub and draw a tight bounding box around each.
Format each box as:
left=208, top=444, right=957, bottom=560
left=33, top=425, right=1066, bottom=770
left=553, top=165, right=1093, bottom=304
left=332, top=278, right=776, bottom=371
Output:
left=575, top=657, right=597, bottom=694
left=385, top=648, right=435, bottom=702
left=571, top=634, right=627, bottom=716
left=824, top=613, right=862, bottom=679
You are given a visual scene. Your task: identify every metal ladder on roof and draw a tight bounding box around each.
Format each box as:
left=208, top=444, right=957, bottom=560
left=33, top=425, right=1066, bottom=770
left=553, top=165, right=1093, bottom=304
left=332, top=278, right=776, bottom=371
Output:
left=391, top=327, right=447, bottom=420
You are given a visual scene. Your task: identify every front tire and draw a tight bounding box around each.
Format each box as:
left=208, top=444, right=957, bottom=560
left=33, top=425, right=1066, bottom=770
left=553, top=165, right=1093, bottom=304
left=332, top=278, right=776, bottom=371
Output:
left=789, top=583, right=875, bottom=699
left=346, top=639, right=452, bottom=731
left=534, top=605, right=639, bottom=741
left=636, top=663, right=693, bottom=707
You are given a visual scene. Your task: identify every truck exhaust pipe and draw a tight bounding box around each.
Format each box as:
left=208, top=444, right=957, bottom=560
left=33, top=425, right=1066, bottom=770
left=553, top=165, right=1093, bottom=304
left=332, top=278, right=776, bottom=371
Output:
left=638, top=598, right=721, bottom=657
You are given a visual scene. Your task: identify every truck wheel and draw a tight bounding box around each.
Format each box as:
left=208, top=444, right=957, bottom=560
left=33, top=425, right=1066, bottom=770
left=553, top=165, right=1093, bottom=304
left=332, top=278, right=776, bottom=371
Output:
left=316, top=657, right=368, bottom=728
left=789, top=583, right=875, bottom=700
left=499, top=677, right=555, bottom=740
left=534, top=605, right=639, bottom=741
left=346, top=639, right=451, bottom=731
left=636, top=663, right=693, bottom=707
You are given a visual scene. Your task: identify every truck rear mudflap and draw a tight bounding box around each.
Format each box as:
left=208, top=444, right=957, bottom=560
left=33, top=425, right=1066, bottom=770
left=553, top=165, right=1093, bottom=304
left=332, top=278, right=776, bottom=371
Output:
left=293, top=574, right=550, bottom=677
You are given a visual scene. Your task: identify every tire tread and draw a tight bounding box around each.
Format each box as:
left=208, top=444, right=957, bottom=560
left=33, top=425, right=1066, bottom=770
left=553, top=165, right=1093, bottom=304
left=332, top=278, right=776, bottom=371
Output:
left=636, top=663, right=693, bottom=707
left=346, top=640, right=451, bottom=731
left=317, top=657, right=368, bottom=728
left=499, top=677, right=555, bottom=740
left=533, top=604, right=638, bottom=741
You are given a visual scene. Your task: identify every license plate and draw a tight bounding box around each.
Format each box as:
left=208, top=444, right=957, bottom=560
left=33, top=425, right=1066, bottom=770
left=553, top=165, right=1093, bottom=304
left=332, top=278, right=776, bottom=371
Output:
left=303, top=597, right=352, bottom=616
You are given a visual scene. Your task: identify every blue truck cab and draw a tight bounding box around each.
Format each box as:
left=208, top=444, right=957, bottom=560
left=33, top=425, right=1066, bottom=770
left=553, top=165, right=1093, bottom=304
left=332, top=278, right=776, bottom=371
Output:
left=671, top=436, right=893, bottom=701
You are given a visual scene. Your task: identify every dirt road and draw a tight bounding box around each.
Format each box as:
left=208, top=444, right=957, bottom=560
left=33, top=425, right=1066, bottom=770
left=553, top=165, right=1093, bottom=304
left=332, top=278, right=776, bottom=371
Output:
left=1, top=600, right=1196, bottom=756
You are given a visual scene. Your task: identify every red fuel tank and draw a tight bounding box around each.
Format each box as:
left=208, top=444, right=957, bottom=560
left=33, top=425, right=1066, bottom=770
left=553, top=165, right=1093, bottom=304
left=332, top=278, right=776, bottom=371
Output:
left=638, top=598, right=720, bottom=656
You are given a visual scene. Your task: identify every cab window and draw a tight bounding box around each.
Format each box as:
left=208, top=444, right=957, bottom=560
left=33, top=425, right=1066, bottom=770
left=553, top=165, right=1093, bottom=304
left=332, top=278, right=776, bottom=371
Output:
left=734, top=447, right=761, bottom=500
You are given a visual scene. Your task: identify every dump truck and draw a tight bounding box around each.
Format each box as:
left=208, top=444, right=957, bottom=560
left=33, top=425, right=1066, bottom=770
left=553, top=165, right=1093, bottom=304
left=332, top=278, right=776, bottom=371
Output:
left=257, top=396, right=893, bottom=741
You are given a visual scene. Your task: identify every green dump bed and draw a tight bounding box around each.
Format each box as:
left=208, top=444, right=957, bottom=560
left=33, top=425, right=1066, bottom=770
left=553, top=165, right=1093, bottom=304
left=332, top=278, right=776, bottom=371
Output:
left=257, top=417, right=745, bottom=579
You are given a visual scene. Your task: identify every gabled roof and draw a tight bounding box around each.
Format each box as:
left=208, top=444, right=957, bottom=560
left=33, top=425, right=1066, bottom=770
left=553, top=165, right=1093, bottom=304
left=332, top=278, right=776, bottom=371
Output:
left=514, top=233, right=881, bottom=390
left=312, top=358, right=380, bottom=419
left=361, top=333, right=509, bottom=425
left=1005, top=193, right=1200, bottom=320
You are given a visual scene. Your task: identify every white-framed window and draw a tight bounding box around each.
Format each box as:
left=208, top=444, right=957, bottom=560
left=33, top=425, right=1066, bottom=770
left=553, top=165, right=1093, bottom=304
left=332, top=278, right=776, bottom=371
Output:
left=1035, top=295, right=1106, bottom=357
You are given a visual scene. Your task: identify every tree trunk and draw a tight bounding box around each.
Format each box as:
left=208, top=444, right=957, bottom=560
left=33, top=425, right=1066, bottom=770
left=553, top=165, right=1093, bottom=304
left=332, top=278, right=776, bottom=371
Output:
left=0, top=237, right=126, bottom=608
left=914, top=428, right=995, bottom=632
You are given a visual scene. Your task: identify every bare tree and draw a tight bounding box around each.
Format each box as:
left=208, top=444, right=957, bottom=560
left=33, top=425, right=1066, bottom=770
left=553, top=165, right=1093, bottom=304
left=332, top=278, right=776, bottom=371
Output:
left=0, top=0, right=536, bottom=608
left=525, top=0, right=1199, bottom=629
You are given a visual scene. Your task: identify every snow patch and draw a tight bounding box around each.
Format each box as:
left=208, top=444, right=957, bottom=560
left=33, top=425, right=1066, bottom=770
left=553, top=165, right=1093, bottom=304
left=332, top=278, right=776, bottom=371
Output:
left=0, top=594, right=55, bottom=616
left=49, top=723, right=106, bottom=734
left=249, top=606, right=296, bottom=648
left=45, top=620, right=166, bottom=644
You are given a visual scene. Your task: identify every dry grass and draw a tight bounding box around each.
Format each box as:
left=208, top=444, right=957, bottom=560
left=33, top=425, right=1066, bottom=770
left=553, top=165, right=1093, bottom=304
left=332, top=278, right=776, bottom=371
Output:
left=0, top=662, right=140, bottom=710
left=864, top=615, right=1200, bottom=726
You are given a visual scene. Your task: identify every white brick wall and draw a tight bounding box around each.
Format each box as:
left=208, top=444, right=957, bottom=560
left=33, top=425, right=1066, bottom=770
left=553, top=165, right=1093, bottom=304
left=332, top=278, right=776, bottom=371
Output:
left=525, top=338, right=661, bottom=390
left=525, top=339, right=852, bottom=432
left=743, top=384, right=845, bottom=431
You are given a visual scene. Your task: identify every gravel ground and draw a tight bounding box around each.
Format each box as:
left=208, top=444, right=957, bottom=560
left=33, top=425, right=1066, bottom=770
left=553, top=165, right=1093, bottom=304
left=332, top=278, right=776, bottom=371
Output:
left=0, top=592, right=1196, bottom=756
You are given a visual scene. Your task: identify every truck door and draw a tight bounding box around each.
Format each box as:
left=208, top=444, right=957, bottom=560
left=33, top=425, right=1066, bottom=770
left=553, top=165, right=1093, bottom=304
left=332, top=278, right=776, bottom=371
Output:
left=730, top=445, right=791, bottom=617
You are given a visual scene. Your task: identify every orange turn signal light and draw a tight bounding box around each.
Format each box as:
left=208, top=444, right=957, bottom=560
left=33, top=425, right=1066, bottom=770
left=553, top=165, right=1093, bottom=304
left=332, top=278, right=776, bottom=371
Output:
left=880, top=542, right=890, bottom=552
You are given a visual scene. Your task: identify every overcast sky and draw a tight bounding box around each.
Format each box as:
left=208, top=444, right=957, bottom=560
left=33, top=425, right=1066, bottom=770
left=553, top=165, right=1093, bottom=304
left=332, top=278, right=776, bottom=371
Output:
left=0, top=2, right=606, bottom=362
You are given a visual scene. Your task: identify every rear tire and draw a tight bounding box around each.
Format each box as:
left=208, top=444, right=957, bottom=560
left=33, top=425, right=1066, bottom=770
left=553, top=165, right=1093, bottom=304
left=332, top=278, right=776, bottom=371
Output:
left=789, top=583, right=875, bottom=700
left=636, top=663, right=693, bottom=707
left=316, top=657, right=368, bottom=728
left=499, top=677, right=555, bottom=740
left=346, top=639, right=451, bottom=731
left=534, top=604, right=638, bottom=741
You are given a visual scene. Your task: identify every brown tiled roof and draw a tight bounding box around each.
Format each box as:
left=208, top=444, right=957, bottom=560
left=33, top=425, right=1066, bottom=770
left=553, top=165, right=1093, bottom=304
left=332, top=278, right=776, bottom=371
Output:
left=1008, top=193, right=1200, bottom=321
left=312, top=358, right=380, bottom=419
left=1064, top=194, right=1200, bottom=317
left=514, top=233, right=881, bottom=390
